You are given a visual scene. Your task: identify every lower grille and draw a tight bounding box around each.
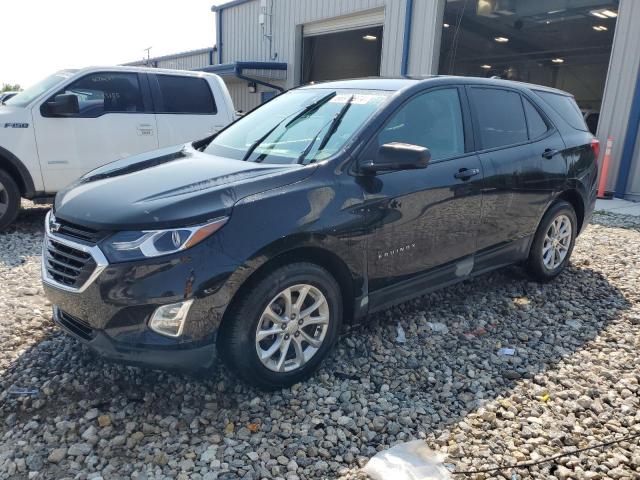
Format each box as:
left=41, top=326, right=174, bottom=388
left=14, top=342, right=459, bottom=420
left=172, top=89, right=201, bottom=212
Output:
left=44, top=237, right=97, bottom=289
left=57, top=309, right=94, bottom=340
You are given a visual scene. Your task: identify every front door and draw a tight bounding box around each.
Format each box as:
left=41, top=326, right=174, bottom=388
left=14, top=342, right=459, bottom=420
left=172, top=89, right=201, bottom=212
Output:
left=362, top=87, right=483, bottom=310
left=33, top=71, right=158, bottom=192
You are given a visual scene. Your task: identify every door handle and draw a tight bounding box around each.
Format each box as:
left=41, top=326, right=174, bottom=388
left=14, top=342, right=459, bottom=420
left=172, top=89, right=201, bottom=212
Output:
left=542, top=148, right=559, bottom=159
left=454, top=168, right=480, bottom=180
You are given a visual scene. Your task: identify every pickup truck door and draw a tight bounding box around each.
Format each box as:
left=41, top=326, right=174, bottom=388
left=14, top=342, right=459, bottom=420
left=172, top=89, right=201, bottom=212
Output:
left=32, top=71, right=158, bottom=192
left=150, top=74, right=231, bottom=147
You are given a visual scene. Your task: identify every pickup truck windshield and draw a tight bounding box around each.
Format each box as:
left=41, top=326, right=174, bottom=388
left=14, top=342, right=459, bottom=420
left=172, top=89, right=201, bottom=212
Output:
left=205, top=88, right=391, bottom=164
left=5, top=70, right=78, bottom=108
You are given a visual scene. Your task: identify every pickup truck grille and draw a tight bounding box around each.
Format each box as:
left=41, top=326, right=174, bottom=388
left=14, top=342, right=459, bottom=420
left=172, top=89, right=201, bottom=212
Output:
left=44, top=237, right=97, bottom=289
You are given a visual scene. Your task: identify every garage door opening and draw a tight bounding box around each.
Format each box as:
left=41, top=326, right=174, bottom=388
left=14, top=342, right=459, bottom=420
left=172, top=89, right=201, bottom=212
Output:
left=302, top=26, right=383, bottom=84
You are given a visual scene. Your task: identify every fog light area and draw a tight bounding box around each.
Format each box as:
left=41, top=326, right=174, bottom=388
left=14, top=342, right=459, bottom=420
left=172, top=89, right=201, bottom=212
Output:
left=149, top=300, right=193, bottom=337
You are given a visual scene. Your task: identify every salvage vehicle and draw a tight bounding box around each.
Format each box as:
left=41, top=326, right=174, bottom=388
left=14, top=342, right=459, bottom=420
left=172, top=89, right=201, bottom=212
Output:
left=42, top=77, right=598, bottom=390
left=0, top=67, right=235, bottom=229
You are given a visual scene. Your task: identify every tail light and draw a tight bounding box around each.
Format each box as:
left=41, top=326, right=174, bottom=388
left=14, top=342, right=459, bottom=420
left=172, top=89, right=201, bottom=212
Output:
left=591, top=138, right=600, bottom=162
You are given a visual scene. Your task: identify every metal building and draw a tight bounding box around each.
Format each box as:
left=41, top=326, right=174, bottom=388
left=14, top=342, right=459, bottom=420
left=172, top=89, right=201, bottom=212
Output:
left=124, top=47, right=217, bottom=71
left=204, top=0, right=640, bottom=201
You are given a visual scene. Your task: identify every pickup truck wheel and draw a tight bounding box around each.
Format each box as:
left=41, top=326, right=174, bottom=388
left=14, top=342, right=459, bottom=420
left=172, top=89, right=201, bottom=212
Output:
left=0, top=170, right=21, bottom=230
left=217, top=262, right=342, bottom=390
left=525, top=200, right=577, bottom=282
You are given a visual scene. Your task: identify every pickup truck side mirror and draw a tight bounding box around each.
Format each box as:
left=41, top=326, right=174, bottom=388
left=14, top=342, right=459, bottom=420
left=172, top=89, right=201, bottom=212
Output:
left=360, top=142, right=431, bottom=174
left=44, top=94, right=80, bottom=116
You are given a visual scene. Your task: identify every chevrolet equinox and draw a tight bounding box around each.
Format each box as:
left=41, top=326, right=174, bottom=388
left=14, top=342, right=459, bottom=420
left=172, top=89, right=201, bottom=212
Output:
left=42, top=77, right=598, bottom=390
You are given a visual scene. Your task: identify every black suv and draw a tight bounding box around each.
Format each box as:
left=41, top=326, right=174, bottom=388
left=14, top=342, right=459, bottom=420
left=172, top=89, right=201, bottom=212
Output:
left=42, top=77, right=598, bottom=390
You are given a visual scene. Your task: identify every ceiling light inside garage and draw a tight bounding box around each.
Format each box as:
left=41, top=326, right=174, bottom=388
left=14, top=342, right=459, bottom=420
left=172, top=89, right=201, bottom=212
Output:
left=481, top=64, right=492, bottom=69
left=362, top=35, right=378, bottom=41
left=593, top=25, right=608, bottom=31
left=443, top=23, right=450, bottom=28
left=551, top=58, right=564, bottom=63
left=590, top=8, right=617, bottom=19
left=494, top=36, right=509, bottom=43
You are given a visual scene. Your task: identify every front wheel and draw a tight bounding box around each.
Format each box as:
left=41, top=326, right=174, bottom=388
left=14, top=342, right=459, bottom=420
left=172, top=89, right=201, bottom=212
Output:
left=217, top=262, right=342, bottom=390
left=525, top=200, right=577, bottom=282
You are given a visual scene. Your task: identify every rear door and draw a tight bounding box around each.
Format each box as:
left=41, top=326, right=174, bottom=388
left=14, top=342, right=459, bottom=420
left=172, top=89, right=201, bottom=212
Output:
left=363, top=86, right=483, bottom=309
left=150, top=74, right=228, bottom=146
left=467, top=86, right=566, bottom=257
left=33, top=71, right=158, bottom=192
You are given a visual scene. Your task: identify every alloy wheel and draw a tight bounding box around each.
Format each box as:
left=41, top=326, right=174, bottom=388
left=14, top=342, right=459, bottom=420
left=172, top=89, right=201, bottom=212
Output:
left=542, top=214, right=572, bottom=269
left=255, top=284, right=330, bottom=372
left=0, top=181, right=7, bottom=217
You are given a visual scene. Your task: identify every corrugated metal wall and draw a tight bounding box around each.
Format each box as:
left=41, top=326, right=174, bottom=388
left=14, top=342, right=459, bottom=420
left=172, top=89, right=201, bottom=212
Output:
left=596, top=0, right=640, bottom=197
left=220, top=0, right=442, bottom=111
left=125, top=49, right=214, bottom=70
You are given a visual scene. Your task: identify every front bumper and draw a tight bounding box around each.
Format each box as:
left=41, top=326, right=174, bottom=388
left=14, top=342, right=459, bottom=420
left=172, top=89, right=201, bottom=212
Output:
left=53, top=306, right=216, bottom=371
left=42, top=223, right=241, bottom=372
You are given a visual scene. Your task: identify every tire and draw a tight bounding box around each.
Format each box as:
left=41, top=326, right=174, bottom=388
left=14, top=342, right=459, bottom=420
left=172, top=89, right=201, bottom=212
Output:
left=0, top=169, right=21, bottom=230
left=525, top=200, right=577, bottom=282
left=217, top=262, right=342, bottom=390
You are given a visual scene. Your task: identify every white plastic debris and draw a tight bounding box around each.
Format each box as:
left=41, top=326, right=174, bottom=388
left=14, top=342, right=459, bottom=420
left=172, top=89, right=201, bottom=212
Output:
left=427, top=322, right=449, bottom=333
left=396, top=324, right=406, bottom=343
left=498, top=347, right=516, bottom=356
left=362, top=440, right=452, bottom=480
left=566, top=319, right=582, bottom=329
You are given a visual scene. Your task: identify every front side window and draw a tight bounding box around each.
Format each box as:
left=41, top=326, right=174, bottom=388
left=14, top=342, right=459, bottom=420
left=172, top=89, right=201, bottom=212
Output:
left=52, top=72, right=144, bottom=117
left=205, top=88, right=391, bottom=164
left=5, top=70, right=77, bottom=108
left=157, top=75, right=216, bottom=114
left=470, top=88, right=528, bottom=149
left=378, top=88, right=465, bottom=161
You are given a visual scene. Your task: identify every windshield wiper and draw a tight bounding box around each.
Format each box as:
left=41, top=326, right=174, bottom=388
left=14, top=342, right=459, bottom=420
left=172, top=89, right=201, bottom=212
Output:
left=242, top=91, right=337, bottom=162
left=297, top=94, right=354, bottom=165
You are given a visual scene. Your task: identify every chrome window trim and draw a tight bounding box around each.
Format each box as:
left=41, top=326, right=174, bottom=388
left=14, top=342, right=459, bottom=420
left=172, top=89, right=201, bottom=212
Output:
left=41, top=211, right=109, bottom=293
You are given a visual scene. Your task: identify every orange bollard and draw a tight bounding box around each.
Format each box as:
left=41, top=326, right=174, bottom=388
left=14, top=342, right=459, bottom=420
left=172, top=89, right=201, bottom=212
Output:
left=597, top=136, right=614, bottom=199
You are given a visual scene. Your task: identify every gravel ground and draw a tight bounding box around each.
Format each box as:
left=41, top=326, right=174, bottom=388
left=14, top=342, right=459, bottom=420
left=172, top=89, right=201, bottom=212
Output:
left=0, top=202, right=638, bottom=480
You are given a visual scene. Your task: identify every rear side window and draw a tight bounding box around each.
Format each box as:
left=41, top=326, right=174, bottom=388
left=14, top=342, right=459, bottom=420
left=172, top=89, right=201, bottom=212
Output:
left=535, top=91, right=587, bottom=131
left=469, top=88, right=527, bottom=149
left=522, top=97, right=548, bottom=140
left=156, top=75, right=217, bottom=114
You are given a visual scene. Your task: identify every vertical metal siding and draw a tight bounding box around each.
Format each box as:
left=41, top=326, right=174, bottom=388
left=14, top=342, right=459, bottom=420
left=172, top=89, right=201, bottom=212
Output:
left=407, top=0, right=443, bottom=76
left=591, top=0, right=640, bottom=196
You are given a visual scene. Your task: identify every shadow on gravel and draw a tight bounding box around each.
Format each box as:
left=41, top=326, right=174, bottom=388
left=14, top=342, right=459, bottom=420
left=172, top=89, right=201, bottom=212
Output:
left=0, top=256, right=630, bottom=475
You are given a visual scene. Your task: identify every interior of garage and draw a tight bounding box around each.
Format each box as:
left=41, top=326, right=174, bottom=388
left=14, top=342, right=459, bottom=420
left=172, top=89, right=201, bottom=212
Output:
left=439, top=0, right=620, bottom=135
left=302, top=26, right=383, bottom=83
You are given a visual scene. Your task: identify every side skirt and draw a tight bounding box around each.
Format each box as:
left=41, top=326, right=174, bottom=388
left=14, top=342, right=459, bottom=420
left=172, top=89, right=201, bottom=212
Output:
left=363, top=235, right=532, bottom=317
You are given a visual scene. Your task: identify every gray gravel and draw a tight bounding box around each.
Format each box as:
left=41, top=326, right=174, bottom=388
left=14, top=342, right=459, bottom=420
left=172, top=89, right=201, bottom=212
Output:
left=0, top=202, right=638, bottom=480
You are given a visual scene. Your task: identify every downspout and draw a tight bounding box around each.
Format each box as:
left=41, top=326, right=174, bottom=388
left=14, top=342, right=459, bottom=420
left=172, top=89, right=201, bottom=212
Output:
left=614, top=66, right=640, bottom=198
left=217, top=9, right=223, bottom=64
left=401, top=0, right=414, bottom=76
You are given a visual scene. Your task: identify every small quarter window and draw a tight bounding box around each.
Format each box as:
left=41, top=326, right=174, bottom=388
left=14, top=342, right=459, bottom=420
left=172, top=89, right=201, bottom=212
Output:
left=535, top=91, right=588, bottom=131
left=522, top=97, right=548, bottom=140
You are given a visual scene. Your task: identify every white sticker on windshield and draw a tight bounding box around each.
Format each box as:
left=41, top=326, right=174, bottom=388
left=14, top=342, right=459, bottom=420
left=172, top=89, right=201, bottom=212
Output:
left=329, top=94, right=385, bottom=105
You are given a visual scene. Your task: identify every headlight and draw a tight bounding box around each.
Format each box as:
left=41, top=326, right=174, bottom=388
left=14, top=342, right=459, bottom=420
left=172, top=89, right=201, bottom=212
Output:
left=101, top=217, right=228, bottom=262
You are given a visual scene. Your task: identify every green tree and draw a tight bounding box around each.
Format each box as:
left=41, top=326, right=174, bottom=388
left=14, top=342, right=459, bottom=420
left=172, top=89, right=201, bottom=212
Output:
left=1, top=84, right=21, bottom=92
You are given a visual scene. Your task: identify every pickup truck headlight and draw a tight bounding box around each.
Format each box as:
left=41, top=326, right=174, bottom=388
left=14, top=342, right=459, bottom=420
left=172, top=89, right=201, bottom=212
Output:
left=102, top=217, right=228, bottom=263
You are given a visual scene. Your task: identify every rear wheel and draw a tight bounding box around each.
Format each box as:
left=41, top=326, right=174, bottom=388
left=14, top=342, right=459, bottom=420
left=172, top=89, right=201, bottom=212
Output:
left=217, top=262, right=342, bottom=390
left=525, top=200, right=577, bottom=282
left=0, top=170, right=21, bottom=230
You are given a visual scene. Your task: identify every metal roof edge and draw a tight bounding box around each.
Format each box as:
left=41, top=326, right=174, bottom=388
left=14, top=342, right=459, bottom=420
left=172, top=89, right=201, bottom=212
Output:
left=211, top=0, right=255, bottom=12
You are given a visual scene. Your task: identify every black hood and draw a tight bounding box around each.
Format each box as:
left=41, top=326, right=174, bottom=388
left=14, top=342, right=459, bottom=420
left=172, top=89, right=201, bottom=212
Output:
left=54, top=144, right=317, bottom=230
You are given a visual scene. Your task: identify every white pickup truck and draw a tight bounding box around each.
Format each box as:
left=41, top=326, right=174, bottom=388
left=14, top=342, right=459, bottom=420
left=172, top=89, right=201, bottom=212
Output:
left=0, top=66, right=235, bottom=228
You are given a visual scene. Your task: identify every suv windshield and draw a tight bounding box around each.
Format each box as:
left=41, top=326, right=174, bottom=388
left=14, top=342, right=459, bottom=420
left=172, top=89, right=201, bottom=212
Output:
left=205, top=88, right=391, bottom=164
left=5, top=70, right=78, bottom=108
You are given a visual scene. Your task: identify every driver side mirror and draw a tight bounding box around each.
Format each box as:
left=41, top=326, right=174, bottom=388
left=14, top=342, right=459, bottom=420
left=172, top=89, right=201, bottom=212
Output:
left=44, top=94, right=79, bottom=116
left=360, top=142, right=431, bottom=174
